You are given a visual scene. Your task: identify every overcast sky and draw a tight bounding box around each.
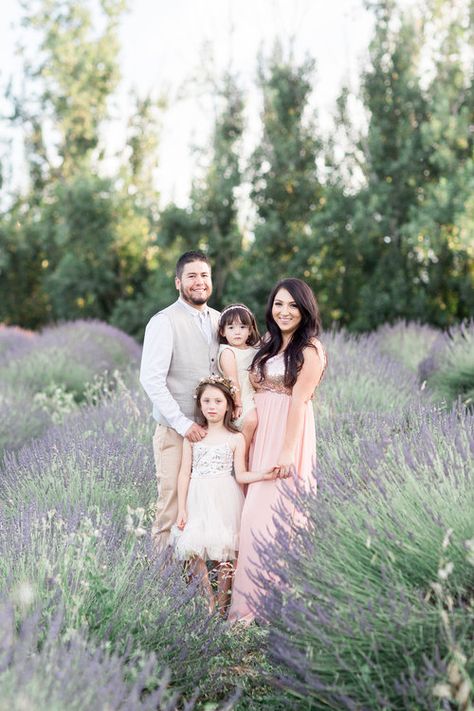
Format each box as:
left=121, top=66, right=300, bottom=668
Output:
left=1, top=0, right=388, bottom=206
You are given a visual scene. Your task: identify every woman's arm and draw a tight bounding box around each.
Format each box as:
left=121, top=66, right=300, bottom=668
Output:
left=233, top=433, right=284, bottom=483
left=219, top=348, right=243, bottom=418
left=277, top=343, right=325, bottom=473
left=176, top=439, right=192, bottom=528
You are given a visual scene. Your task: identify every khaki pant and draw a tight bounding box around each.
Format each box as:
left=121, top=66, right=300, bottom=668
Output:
left=151, top=424, right=183, bottom=550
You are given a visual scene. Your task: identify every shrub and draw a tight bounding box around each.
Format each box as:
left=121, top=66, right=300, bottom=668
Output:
left=0, top=598, right=205, bottom=710
left=0, top=324, right=35, bottom=360
left=0, top=383, right=51, bottom=456
left=251, top=408, right=474, bottom=710
left=317, top=329, right=428, bottom=423
left=422, top=321, right=474, bottom=409
left=0, top=321, right=141, bottom=457
left=0, top=320, right=140, bottom=400
left=372, top=321, right=440, bottom=372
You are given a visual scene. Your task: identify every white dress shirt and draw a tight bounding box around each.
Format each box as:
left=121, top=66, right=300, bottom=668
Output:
left=139, top=298, right=212, bottom=436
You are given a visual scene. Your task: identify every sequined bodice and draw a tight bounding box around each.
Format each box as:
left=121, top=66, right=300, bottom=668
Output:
left=191, top=442, right=234, bottom=479
left=249, top=352, right=292, bottom=395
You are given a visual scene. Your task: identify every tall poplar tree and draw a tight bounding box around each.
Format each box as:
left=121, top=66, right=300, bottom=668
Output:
left=156, top=72, right=245, bottom=310
left=241, top=43, right=324, bottom=321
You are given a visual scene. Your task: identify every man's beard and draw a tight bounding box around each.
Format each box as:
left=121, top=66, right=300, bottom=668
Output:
left=180, top=287, right=210, bottom=306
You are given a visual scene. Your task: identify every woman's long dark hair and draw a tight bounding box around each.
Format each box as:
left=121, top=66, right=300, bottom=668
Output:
left=251, top=278, right=321, bottom=388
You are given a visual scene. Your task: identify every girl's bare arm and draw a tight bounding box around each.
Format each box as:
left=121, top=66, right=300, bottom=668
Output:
left=233, top=433, right=280, bottom=483
left=219, top=348, right=243, bottom=415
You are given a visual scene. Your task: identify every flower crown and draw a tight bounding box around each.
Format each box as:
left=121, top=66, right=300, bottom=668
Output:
left=194, top=375, right=237, bottom=400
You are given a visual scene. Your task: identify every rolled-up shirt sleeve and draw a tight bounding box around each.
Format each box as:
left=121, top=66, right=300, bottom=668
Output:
left=139, top=313, right=194, bottom=437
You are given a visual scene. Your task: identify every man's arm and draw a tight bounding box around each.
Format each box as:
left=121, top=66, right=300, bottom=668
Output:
left=139, top=313, right=194, bottom=437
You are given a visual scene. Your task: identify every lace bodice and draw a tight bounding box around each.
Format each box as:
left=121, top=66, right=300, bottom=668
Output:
left=191, top=442, right=234, bottom=479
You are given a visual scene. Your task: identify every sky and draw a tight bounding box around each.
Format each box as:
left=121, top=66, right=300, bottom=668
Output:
left=1, top=0, right=382, bottom=206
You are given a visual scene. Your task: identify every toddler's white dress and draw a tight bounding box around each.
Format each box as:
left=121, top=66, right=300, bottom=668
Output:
left=217, top=345, right=257, bottom=428
left=171, top=441, right=244, bottom=561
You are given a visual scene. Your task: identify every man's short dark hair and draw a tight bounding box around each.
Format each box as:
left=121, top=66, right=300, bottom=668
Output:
left=175, top=250, right=211, bottom=279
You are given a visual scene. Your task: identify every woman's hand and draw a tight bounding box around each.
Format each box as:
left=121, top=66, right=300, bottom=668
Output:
left=272, top=464, right=293, bottom=479
left=274, top=450, right=295, bottom=478
left=233, top=403, right=243, bottom=420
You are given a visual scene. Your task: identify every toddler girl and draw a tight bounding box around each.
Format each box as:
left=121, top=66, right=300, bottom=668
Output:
left=171, top=376, right=280, bottom=615
left=217, top=304, right=260, bottom=451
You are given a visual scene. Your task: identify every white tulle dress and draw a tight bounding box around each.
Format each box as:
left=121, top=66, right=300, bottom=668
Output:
left=170, top=441, right=245, bottom=562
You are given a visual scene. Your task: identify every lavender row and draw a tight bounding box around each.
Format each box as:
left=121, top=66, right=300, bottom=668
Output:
left=251, top=406, right=474, bottom=709
left=0, top=320, right=141, bottom=457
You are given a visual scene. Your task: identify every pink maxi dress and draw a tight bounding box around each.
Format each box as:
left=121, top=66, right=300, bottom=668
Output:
left=229, top=346, right=326, bottom=623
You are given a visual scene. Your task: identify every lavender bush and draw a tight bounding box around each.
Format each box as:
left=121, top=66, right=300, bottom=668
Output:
left=0, top=383, right=51, bottom=455
left=2, top=319, right=472, bottom=709
left=317, top=329, right=429, bottom=424
left=372, top=321, right=439, bottom=372
left=0, top=506, right=231, bottom=697
left=420, top=321, right=474, bottom=409
left=251, top=407, right=474, bottom=710
left=0, top=387, right=247, bottom=704
left=0, top=320, right=141, bottom=457
left=1, top=389, right=155, bottom=516
left=0, top=320, right=140, bottom=397
left=0, top=324, right=35, bottom=360
left=0, top=600, right=199, bottom=711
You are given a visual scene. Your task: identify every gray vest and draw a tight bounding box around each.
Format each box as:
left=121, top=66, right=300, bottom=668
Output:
left=157, top=300, right=220, bottom=425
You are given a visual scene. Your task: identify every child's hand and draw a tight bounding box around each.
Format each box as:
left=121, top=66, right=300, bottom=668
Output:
left=262, top=468, right=279, bottom=481
left=233, top=403, right=243, bottom=420
left=176, top=510, right=187, bottom=530
left=270, top=465, right=291, bottom=480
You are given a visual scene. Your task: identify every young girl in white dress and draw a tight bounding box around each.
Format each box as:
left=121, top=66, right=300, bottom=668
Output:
left=217, top=304, right=260, bottom=452
left=171, top=376, right=282, bottom=615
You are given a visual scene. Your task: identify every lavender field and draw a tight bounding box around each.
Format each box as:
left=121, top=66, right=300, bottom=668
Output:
left=0, top=320, right=473, bottom=710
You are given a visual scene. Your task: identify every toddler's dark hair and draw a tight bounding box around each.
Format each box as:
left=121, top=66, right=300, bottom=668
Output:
left=218, top=304, right=260, bottom=346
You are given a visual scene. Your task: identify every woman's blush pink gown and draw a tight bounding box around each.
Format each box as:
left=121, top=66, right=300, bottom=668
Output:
left=229, top=349, right=325, bottom=624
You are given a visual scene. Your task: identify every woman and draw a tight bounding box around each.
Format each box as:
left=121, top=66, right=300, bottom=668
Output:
left=228, top=278, right=327, bottom=624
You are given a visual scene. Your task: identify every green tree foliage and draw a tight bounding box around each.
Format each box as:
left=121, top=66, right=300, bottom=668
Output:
left=238, top=44, right=324, bottom=321
left=400, top=0, right=474, bottom=324
left=19, top=0, right=125, bottom=179
left=1, top=0, right=473, bottom=336
left=39, top=173, right=152, bottom=320
left=318, top=0, right=474, bottom=330
left=0, top=0, right=160, bottom=329
left=0, top=201, right=51, bottom=328
left=158, top=72, right=245, bottom=307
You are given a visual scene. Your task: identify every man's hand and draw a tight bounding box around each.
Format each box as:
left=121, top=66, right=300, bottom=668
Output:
left=184, top=423, right=207, bottom=443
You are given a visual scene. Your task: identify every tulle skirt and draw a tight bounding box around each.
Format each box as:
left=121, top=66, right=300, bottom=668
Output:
left=170, top=475, right=245, bottom=562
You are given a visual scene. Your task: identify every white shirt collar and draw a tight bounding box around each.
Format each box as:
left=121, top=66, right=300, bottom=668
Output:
left=178, top=297, right=210, bottom=318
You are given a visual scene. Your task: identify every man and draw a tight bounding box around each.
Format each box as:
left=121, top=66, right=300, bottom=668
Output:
left=140, top=250, right=220, bottom=550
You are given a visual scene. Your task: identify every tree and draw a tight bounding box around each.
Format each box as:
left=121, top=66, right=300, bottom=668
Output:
left=322, top=0, right=473, bottom=331
left=241, top=43, right=324, bottom=321
left=156, top=71, right=245, bottom=309
left=17, top=0, right=126, bottom=181
left=0, top=0, right=161, bottom=330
